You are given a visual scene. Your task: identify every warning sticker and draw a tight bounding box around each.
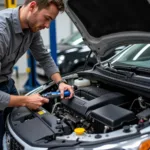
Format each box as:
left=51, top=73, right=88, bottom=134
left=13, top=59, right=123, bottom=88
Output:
left=38, top=110, right=45, bottom=115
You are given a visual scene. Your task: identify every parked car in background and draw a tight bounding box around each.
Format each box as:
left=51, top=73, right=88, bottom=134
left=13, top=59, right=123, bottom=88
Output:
left=36, top=31, right=96, bottom=79
left=5, top=0, right=150, bottom=150
left=36, top=31, right=126, bottom=79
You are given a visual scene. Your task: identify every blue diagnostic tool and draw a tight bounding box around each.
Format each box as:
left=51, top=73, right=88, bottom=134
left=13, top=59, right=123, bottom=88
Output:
left=42, top=90, right=70, bottom=98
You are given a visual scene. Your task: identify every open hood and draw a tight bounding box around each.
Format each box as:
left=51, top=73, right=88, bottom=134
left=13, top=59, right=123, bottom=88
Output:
left=64, top=0, right=150, bottom=57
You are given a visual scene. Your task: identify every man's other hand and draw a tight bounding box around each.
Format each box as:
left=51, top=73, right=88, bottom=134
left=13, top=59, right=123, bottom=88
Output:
left=58, top=83, right=74, bottom=99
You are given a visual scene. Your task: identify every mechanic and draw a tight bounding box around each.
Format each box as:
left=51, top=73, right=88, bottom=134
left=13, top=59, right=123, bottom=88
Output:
left=0, top=0, right=74, bottom=149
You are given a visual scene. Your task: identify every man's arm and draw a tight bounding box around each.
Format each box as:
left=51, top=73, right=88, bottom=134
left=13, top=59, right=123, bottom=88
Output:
left=30, top=32, right=59, bottom=78
left=0, top=40, right=49, bottom=110
left=30, top=32, right=74, bottom=99
left=8, top=94, right=49, bottom=110
left=51, top=72, right=62, bottom=83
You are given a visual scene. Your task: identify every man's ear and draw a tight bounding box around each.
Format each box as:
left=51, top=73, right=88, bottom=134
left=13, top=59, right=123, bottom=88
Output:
left=28, top=1, right=37, bottom=12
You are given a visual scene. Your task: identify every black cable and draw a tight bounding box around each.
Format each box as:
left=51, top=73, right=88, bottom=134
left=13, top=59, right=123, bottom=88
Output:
left=83, top=49, right=92, bottom=71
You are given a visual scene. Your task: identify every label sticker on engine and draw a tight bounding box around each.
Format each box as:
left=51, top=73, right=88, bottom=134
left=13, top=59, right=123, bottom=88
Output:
left=38, top=110, right=46, bottom=115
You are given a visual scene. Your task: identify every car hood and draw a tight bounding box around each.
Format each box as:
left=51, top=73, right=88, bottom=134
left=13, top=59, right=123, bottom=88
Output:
left=64, top=0, right=150, bottom=58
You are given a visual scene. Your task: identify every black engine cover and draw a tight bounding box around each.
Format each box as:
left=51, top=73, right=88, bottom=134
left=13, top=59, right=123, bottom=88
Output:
left=90, top=104, right=135, bottom=129
left=61, top=89, right=128, bottom=117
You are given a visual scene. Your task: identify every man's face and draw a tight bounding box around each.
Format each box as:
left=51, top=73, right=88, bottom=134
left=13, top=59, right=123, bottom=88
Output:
left=27, top=3, right=59, bottom=32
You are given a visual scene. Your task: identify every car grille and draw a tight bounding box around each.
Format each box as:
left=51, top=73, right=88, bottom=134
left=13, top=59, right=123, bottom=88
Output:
left=6, top=131, right=24, bottom=150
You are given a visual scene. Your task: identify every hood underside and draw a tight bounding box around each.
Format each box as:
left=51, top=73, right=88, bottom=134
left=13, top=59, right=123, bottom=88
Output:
left=64, top=0, right=150, bottom=56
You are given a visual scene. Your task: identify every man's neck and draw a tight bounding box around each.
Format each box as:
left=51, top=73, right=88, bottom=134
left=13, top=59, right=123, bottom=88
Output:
left=19, top=6, right=29, bottom=29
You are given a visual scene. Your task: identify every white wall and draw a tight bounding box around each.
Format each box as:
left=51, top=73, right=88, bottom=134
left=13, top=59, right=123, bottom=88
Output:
left=40, top=12, right=75, bottom=46
left=56, top=13, right=73, bottom=43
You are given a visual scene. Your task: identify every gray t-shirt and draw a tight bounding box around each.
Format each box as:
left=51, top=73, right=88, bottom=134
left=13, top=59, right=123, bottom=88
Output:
left=0, top=7, right=59, bottom=110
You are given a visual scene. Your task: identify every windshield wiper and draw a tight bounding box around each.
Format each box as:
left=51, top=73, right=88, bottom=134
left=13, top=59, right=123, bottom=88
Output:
left=113, top=64, right=150, bottom=74
left=105, top=66, right=135, bottom=78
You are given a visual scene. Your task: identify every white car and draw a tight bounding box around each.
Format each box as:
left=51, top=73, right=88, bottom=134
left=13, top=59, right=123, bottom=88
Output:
left=5, top=0, right=150, bottom=149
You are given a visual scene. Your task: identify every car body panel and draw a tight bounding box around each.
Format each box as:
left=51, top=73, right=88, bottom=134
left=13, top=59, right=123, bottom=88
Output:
left=65, top=0, right=150, bottom=57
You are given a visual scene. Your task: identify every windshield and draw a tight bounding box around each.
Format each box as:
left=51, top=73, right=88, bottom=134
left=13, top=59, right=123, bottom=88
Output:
left=111, top=44, right=150, bottom=68
left=60, top=32, right=83, bottom=46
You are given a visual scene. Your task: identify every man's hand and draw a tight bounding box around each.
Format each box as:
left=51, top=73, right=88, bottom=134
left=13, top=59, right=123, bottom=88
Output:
left=58, top=83, right=74, bottom=99
left=25, top=94, right=49, bottom=110
left=9, top=94, right=49, bottom=110
left=51, top=72, right=74, bottom=99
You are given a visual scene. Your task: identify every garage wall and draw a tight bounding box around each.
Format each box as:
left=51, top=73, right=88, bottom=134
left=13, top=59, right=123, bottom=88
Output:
left=41, top=12, right=75, bottom=46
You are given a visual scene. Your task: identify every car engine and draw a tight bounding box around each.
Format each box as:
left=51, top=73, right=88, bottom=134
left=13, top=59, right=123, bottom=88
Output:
left=7, top=75, right=150, bottom=147
left=42, top=76, right=150, bottom=136
left=54, top=86, right=136, bottom=134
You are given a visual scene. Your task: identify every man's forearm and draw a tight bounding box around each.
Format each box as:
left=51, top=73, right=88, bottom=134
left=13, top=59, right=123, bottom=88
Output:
left=8, top=95, right=28, bottom=107
left=51, top=72, right=62, bottom=83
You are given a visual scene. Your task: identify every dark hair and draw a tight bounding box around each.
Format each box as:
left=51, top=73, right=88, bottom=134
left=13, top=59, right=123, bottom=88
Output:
left=24, top=0, right=64, bottom=12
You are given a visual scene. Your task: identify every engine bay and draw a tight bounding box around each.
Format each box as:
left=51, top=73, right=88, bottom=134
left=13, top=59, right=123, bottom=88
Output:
left=7, top=73, right=150, bottom=147
left=41, top=76, right=150, bottom=134
left=54, top=86, right=136, bottom=134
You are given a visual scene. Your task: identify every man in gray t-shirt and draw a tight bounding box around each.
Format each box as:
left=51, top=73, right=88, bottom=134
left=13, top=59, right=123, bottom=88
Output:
left=0, top=0, right=74, bottom=149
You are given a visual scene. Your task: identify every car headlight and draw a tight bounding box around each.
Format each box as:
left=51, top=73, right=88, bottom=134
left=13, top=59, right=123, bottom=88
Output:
left=138, top=139, right=150, bottom=150
left=95, top=133, right=150, bottom=150
left=57, top=55, right=65, bottom=65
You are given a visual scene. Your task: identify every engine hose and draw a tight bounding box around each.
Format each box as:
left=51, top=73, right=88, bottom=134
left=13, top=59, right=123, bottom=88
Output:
left=138, top=99, right=146, bottom=109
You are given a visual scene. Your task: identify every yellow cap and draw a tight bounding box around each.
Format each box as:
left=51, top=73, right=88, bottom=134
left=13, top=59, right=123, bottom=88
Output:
left=74, top=128, right=85, bottom=135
